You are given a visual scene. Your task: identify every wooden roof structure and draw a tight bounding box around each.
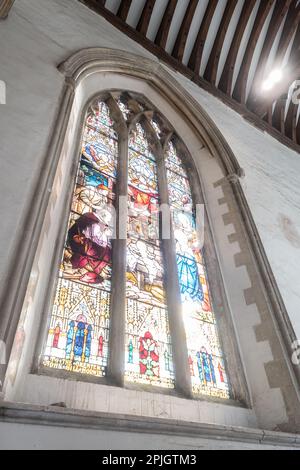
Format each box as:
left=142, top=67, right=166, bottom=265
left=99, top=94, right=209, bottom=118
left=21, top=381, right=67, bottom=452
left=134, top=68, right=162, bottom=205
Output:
left=81, top=0, right=300, bottom=153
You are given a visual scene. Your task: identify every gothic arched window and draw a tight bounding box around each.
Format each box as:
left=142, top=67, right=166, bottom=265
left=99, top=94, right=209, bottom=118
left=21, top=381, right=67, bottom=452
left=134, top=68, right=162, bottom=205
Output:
left=42, top=92, right=230, bottom=400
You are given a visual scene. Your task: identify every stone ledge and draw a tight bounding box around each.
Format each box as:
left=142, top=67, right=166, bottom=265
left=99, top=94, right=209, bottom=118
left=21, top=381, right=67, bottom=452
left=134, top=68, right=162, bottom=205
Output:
left=0, top=401, right=299, bottom=448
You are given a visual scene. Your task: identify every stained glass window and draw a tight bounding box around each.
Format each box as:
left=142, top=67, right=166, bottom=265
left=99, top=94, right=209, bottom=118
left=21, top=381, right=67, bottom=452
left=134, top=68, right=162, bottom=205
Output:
left=43, top=92, right=231, bottom=400
left=166, top=142, right=230, bottom=399
left=43, top=101, right=117, bottom=377
left=125, top=122, right=174, bottom=388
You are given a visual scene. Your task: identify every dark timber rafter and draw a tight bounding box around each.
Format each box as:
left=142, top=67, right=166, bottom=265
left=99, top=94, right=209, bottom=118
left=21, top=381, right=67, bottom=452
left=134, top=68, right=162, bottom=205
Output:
left=136, top=0, right=156, bottom=36
left=289, top=22, right=300, bottom=63
left=117, top=0, right=132, bottom=22
left=204, top=0, right=238, bottom=85
left=188, top=0, right=218, bottom=74
left=272, top=97, right=286, bottom=133
left=233, top=0, right=275, bottom=104
left=172, top=0, right=198, bottom=61
left=284, top=26, right=300, bottom=140
left=297, top=114, right=300, bottom=144
left=155, top=0, right=177, bottom=49
left=276, top=0, right=300, bottom=64
left=0, top=0, right=15, bottom=18
left=285, top=92, right=299, bottom=141
left=218, top=0, right=256, bottom=95
left=80, top=0, right=300, bottom=154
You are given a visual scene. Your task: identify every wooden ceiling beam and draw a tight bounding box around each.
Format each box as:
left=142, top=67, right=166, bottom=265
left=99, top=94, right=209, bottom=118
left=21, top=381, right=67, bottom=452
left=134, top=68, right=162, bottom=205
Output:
left=117, top=0, right=132, bottom=22
left=233, top=0, right=275, bottom=104
left=297, top=114, right=300, bottom=144
left=155, top=0, right=177, bottom=49
left=247, top=0, right=293, bottom=111
left=289, top=23, right=300, bottom=63
left=276, top=1, right=300, bottom=63
left=272, top=97, right=286, bottom=132
left=136, top=0, right=156, bottom=36
left=80, top=0, right=300, bottom=154
left=285, top=94, right=299, bottom=141
left=204, top=0, right=238, bottom=85
left=0, top=0, right=15, bottom=18
left=188, top=0, right=218, bottom=74
left=266, top=105, right=273, bottom=126
left=172, top=0, right=198, bottom=61
left=218, top=0, right=256, bottom=95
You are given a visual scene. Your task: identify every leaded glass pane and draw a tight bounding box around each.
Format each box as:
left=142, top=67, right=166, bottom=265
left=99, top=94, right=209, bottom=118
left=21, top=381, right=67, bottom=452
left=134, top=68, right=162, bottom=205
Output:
left=43, top=278, right=110, bottom=376
left=43, top=92, right=231, bottom=399
left=128, top=150, right=158, bottom=195
left=82, top=128, right=118, bottom=177
left=86, top=101, right=117, bottom=139
left=125, top=123, right=174, bottom=388
left=42, top=101, right=117, bottom=377
left=128, top=186, right=159, bottom=242
left=166, top=142, right=230, bottom=399
left=166, top=169, right=192, bottom=210
left=129, top=122, right=154, bottom=159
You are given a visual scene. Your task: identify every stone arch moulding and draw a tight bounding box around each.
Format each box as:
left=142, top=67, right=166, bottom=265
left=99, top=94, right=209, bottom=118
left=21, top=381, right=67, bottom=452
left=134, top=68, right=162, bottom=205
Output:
left=1, top=48, right=300, bottom=429
left=59, top=48, right=244, bottom=179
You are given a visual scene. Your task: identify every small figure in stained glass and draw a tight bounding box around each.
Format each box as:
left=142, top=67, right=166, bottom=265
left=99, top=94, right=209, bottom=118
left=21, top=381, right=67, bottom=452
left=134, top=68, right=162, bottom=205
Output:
left=128, top=339, right=134, bottom=364
left=82, top=142, right=112, bottom=169
left=218, top=361, right=225, bottom=383
left=66, top=320, right=75, bottom=360
left=164, top=349, right=170, bottom=372
left=196, top=348, right=216, bottom=385
left=139, top=331, right=159, bottom=378
left=98, top=335, right=104, bottom=357
left=176, top=254, right=204, bottom=303
left=188, top=355, right=195, bottom=376
left=201, top=349, right=211, bottom=383
left=196, top=351, right=204, bottom=383
left=74, top=321, right=86, bottom=360
left=208, top=353, right=216, bottom=384
left=66, top=212, right=111, bottom=284
left=52, top=325, right=60, bottom=349
left=85, top=325, right=92, bottom=360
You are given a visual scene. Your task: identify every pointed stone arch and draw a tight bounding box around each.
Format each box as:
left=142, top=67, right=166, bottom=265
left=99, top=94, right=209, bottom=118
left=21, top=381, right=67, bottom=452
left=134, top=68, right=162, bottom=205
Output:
left=2, top=48, right=300, bottom=432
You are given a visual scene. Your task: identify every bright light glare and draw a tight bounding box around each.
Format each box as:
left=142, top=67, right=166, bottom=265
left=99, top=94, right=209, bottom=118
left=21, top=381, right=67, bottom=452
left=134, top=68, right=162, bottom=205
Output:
left=262, top=80, right=273, bottom=91
left=262, top=69, right=283, bottom=91
left=269, top=69, right=283, bottom=83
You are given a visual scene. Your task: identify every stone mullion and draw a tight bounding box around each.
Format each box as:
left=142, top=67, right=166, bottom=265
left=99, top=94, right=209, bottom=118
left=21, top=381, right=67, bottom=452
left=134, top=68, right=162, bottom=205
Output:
left=156, top=148, right=193, bottom=399
left=107, top=125, right=128, bottom=387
